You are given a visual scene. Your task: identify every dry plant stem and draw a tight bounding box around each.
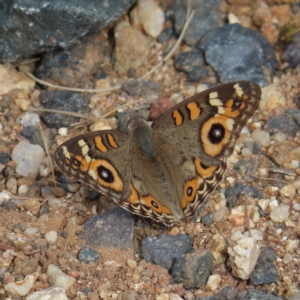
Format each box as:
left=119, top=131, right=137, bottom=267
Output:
left=38, top=122, right=56, bottom=187
left=24, top=71, right=122, bottom=94
left=28, top=108, right=98, bottom=122
left=252, top=175, right=290, bottom=184
left=140, top=9, right=195, bottom=80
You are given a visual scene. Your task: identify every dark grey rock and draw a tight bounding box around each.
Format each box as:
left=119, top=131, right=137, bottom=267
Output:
left=282, top=32, right=300, bottom=67
left=157, top=26, right=177, bottom=44
left=282, top=41, right=300, bottom=67
left=250, top=246, right=279, bottom=285
left=175, top=50, right=205, bottom=73
left=264, top=116, right=299, bottom=137
left=21, top=126, right=54, bottom=149
left=240, top=289, right=283, bottom=300
left=195, top=297, right=214, bottom=300
left=171, top=249, right=214, bottom=289
left=250, top=262, right=279, bottom=285
left=79, top=246, right=100, bottom=264
left=0, top=0, right=135, bottom=62
left=40, top=91, right=91, bottom=128
left=257, top=246, right=277, bottom=263
left=0, top=152, right=10, bottom=165
left=39, top=204, right=49, bottom=217
left=35, top=36, right=110, bottom=87
left=202, top=213, right=214, bottom=227
left=291, top=3, right=300, bottom=14
left=175, top=50, right=207, bottom=82
left=0, top=200, right=17, bottom=211
left=188, top=67, right=209, bottom=82
left=198, top=23, right=278, bottom=86
left=215, top=286, right=238, bottom=300
left=169, top=0, right=224, bottom=47
left=225, top=182, right=262, bottom=208
left=285, top=109, right=300, bottom=126
left=79, top=207, right=134, bottom=250
left=142, top=234, right=193, bottom=271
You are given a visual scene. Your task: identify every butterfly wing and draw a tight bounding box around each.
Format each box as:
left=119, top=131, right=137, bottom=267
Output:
left=152, top=81, right=261, bottom=219
left=54, top=130, right=134, bottom=204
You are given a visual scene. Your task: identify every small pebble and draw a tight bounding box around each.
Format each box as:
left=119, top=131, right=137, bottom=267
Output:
left=48, top=198, right=63, bottom=210
left=47, top=264, right=76, bottom=290
left=23, top=199, right=40, bottom=215
left=11, top=141, right=46, bottom=178
left=285, top=240, right=299, bottom=253
left=44, top=231, right=58, bottom=245
left=213, top=207, right=228, bottom=222
left=6, top=177, right=17, bottom=194
left=156, top=293, right=169, bottom=300
left=241, top=147, right=253, bottom=157
left=257, top=199, right=270, bottom=211
left=17, top=112, right=40, bottom=127
left=228, top=234, right=260, bottom=280
left=4, top=272, right=39, bottom=297
left=272, top=132, right=287, bottom=142
left=24, top=227, right=39, bottom=236
left=206, top=274, right=222, bottom=291
left=127, top=259, right=137, bottom=270
left=133, top=0, right=164, bottom=39
left=252, top=210, right=260, bottom=223
left=269, top=199, right=279, bottom=210
left=58, top=127, right=68, bottom=136
left=282, top=252, right=293, bottom=264
left=25, top=286, right=68, bottom=300
left=251, top=129, right=270, bottom=147
left=209, top=234, right=228, bottom=265
left=279, top=185, right=296, bottom=199
left=18, top=184, right=29, bottom=196
left=270, top=205, right=290, bottom=223
left=257, top=168, right=269, bottom=177
left=78, top=246, right=100, bottom=264
left=292, top=202, right=300, bottom=211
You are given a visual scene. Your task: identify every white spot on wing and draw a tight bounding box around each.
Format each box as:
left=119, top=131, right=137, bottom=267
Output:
left=226, top=118, right=235, bottom=131
left=233, top=83, right=244, bottom=97
left=62, top=146, right=70, bottom=159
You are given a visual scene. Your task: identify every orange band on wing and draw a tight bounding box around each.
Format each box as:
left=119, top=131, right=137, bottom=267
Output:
left=141, top=196, right=172, bottom=215
left=107, top=134, right=119, bottom=149
left=181, top=178, right=201, bottom=209
left=95, top=136, right=108, bottom=152
left=187, top=102, right=201, bottom=120
left=194, top=158, right=217, bottom=178
left=173, top=110, right=183, bottom=126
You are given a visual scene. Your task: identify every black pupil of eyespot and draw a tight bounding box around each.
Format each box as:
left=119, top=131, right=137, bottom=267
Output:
left=97, top=166, right=114, bottom=183
left=73, top=158, right=80, bottom=166
left=151, top=200, right=158, bottom=208
left=200, top=162, right=209, bottom=169
left=234, top=99, right=241, bottom=108
left=209, top=123, right=225, bottom=144
left=187, top=187, right=193, bottom=196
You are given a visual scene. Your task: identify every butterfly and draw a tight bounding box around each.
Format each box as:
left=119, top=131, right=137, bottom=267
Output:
left=54, top=81, right=261, bottom=225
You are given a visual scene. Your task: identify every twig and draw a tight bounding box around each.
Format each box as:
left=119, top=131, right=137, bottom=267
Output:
left=38, top=123, right=56, bottom=187
left=140, top=9, right=195, bottom=80
left=24, top=71, right=122, bottom=94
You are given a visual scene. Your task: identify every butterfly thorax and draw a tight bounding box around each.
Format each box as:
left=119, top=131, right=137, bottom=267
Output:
left=126, top=113, right=185, bottom=221
left=127, top=115, right=158, bottom=159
